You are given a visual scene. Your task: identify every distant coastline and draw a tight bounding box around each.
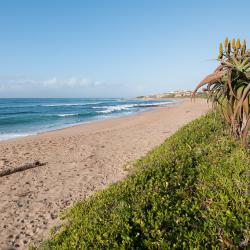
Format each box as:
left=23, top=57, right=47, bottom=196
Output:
left=137, top=90, right=206, bottom=100
left=137, top=90, right=192, bottom=100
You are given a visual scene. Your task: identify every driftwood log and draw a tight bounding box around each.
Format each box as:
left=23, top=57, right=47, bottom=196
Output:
left=0, top=161, right=46, bottom=177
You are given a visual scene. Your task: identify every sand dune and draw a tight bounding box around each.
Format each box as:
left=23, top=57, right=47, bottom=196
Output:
left=0, top=99, right=210, bottom=249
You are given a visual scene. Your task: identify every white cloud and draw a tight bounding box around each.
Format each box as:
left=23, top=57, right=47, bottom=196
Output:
left=78, top=78, right=91, bottom=87
left=66, top=77, right=77, bottom=86
left=43, top=77, right=57, bottom=86
left=0, top=76, right=130, bottom=98
left=0, top=76, right=106, bottom=89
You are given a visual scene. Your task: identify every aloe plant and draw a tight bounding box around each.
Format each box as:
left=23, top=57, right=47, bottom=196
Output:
left=193, top=38, right=250, bottom=145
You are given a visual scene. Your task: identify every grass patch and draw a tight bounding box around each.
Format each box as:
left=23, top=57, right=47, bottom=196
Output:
left=36, top=112, right=250, bottom=249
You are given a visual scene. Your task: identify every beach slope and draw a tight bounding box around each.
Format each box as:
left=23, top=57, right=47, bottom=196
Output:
left=0, top=98, right=209, bottom=249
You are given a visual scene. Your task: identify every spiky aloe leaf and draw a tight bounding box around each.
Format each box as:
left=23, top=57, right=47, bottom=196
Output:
left=221, top=98, right=233, bottom=124
left=233, top=84, right=250, bottom=122
left=242, top=61, right=250, bottom=72
left=231, top=56, right=241, bottom=68
left=241, top=58, right=250, bottom=70
left=242, top=97, right=249, bottom=116
left=242, top=115, right=250, bottom=145
left=192, top=71, right=223, bottom=96
left=227, top=69, right=237, bottom=98
left=236, top=84, right=245, bottom=101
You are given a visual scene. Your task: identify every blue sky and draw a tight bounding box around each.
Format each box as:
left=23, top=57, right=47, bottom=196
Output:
left=0, top=0, right=250, bottom=98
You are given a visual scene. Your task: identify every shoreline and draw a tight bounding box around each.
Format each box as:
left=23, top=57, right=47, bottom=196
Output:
left=0, top=99, right=178, bottom=143
left=0, top=98, right=209, bottom=249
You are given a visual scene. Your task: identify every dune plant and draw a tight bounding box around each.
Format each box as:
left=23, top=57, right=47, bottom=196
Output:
left=35, top=113, right=250, bottom=249
left=193, top=38, right=250, bottom=145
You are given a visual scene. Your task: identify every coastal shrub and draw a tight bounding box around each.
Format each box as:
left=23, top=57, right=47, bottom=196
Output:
left=36, top=112, right=250, bottom=249
left=193, top=38, right=250, bottom=145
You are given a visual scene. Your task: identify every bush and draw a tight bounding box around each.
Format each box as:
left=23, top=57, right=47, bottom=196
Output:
left=36, top=112, right=250, bottom=249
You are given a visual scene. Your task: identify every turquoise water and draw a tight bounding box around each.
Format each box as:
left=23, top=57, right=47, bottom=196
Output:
left=0, top=98, right=175, bottom=141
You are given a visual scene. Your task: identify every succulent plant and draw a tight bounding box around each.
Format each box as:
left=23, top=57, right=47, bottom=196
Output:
left=193, top=38, right=250, bottom=145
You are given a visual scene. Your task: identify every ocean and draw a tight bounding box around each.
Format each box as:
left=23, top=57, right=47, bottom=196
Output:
left=0, top=98, right=175, bottom=141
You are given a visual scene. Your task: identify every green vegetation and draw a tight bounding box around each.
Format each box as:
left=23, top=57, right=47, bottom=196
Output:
left=193, top=38, right=250, bottom=145
left=36, top=112, right=250, bottom=249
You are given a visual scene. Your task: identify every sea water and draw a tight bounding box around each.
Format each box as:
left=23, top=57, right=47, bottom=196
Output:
left=0, top=98, right=175, bottom=141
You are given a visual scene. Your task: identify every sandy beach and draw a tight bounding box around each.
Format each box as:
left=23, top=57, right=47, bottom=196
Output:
left=0, top=98, right=210, bottom=249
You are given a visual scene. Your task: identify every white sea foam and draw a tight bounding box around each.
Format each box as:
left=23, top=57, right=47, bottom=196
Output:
left=42, top=102, right=102, bottom=107
left=0, top=133, right=34, bottom=141
left=57, top=113, right=77, bottom=117
left=95, top=104, right=135, bottom=113
left=95, top=101, right=172, bottom=114
left=135, top=101, right=172, bottom=107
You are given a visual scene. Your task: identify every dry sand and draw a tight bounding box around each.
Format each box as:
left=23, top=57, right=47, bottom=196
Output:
left=0, top=98, right=210, bottom=249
